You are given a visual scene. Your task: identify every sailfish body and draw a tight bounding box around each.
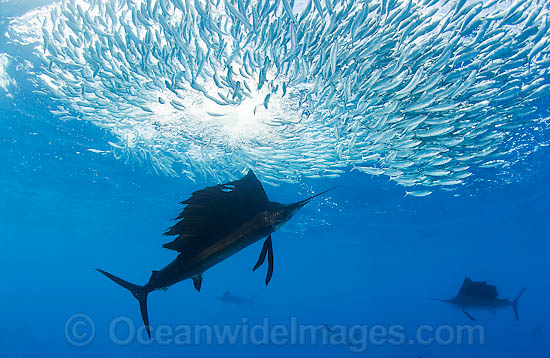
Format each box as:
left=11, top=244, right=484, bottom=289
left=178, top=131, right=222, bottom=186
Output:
left=439, top=277, right=526, bottom=322
left=97, top=170, right=332, bottom=337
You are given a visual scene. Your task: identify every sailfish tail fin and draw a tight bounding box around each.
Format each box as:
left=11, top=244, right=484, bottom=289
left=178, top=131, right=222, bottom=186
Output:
left=512, top=288, right=526, bottom=321
left=96, top=269, right=152, bottom=338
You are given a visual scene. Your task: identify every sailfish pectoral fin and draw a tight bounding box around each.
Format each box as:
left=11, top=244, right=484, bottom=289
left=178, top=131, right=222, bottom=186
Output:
left=253, top=237, right=269, bottom=272
left=462, top=309, right=477, bottom=322
left=265, top=235, right=274, bottom=286
left=253, top=235, right=274, bottom=286
left=192, top=273, right=203, bottom=292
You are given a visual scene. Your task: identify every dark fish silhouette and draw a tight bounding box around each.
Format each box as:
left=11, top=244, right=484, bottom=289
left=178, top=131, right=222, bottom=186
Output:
left=97, top=170, right=333, bottom=337
left=218, top=291, right=255, bottom=307
left=438, top=277, right=526, bottom=322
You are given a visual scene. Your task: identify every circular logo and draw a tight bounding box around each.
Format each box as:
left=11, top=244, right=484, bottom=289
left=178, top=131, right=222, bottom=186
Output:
left=65, top=313, right=95, bottom=347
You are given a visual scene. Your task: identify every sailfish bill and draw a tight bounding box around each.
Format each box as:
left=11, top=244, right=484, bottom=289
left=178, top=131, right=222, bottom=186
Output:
left=97, top=170, right=333, bottom=337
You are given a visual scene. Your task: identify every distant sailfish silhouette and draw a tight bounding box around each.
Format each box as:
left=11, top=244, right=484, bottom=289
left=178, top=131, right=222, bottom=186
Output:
left=218, top=291, right=256, bottom=307
left=97, top=170, right=333, bottom=337
left=438, top=277, right=526, bottom=322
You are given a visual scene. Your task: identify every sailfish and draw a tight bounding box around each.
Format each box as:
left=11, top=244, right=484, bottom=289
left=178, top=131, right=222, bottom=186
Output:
left=97, top=170, right=333, bottom=337
left=438, top=277, right=526, bottom=322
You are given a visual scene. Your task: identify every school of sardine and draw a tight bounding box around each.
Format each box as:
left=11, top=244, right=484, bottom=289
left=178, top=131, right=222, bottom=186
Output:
left=5, top=0, right=550, bottom=194
left=0, top=53, right=15, bottom=94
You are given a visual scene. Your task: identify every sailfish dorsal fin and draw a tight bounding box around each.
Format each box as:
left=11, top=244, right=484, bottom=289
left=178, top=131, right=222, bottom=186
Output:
left=457, top=277, right=499, bottom=299
left=163, top=170, right=270, bottom=253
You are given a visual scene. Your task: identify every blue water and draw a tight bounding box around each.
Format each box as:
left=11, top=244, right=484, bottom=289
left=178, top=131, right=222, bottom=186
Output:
left=2, top=4, right=550, bottom=358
